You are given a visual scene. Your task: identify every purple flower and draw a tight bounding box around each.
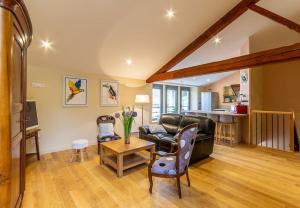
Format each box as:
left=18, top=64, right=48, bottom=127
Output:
left=132, top=111, right=137, bottom=117
left=115, top=112, right=120, bottom=118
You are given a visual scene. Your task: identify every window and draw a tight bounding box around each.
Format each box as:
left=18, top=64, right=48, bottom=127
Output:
left=152, top=84, right=163, bottom=122
left=165, top=85, right=178, bottom=113
left=180, top=87, right=190, bottom=113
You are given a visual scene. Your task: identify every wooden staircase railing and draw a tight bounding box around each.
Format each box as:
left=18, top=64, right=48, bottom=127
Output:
left=251, top=110, right=295, bottom=151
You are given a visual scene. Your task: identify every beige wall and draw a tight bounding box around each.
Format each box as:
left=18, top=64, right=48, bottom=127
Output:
left=250, top=61, right=300, bottom=136
left=201, top=71, right=240, bottom=109
left=27, top=66, right=151, bottom=154
left=249, top=19, right=300, bottom=139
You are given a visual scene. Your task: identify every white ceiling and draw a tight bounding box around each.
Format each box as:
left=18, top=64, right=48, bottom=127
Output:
left=26, top=0, right=300, bottom=83
left=163, top=71, right=238, bottom=87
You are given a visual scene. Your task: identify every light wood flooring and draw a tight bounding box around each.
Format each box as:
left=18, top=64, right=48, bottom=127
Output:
left=22, top=144, right=300, bottom=208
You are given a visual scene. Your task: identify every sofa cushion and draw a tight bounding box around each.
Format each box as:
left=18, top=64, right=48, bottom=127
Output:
left=159, top=114, right=182, bottom=134
left=150, top=132, right=174, bottom=140
left=98, top=123, right=114, bottom=138
left=179, top=115, right=213, bottom=135
left=149, top=124, right=167, bottom=134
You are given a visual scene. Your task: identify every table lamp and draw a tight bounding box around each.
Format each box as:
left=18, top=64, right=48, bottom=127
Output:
left=135, top=95, right=150, bottom=126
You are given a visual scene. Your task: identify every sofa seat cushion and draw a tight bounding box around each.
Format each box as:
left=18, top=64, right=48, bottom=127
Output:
left=148, top=124, right=167, bottom=134
left=150, top=132, right=174, bottom=140
left=160, top=136, right=176, bottom=143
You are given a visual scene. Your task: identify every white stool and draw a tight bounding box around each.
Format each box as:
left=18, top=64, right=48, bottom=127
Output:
left=70, top=139, right=89, bottom=162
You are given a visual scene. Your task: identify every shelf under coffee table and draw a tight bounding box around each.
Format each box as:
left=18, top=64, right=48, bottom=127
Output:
left=99, top=137, right=155, bottom=177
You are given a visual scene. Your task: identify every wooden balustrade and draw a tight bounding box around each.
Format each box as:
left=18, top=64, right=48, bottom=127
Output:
left=251, top=110, right=295, bottom=151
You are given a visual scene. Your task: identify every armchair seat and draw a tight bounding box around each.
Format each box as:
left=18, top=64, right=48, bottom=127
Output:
left=151, top=156, right=177, bottom=176
left=97, top=134, right=120, bottom=142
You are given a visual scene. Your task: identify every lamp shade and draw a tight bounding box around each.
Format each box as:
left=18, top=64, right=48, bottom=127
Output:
left=135, top=95, right=150, bottom=104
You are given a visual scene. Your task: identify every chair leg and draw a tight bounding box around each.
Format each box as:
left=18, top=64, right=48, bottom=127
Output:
left=148, top=169, right=153, bottom=194
left=84, top=148, right=89, bottom=160
left=98, top=142, right=100, bottom=155
left=186, top=170, right=191, bottom=187
left=176, top=176, right=182, bottom=198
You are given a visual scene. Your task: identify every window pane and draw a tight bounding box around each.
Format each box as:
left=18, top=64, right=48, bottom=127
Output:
left=166, top=86, right=178, bottom=113
left=152, top=85, right=162, bottom=121
left=181, top=88, right=190, bottom=113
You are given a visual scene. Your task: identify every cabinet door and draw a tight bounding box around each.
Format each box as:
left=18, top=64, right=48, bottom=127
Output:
left=10, top=34, right=25, bottom=208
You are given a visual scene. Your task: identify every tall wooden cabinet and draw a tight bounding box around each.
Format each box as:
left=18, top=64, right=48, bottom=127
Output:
left=0, top=0, right=32, bottom=207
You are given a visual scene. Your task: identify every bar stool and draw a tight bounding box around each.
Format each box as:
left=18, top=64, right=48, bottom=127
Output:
left=70, top=139, right=89, bottom=162
left=220, top=122, right=237, bottom=146
left=215, top=121, right=223, bottom=143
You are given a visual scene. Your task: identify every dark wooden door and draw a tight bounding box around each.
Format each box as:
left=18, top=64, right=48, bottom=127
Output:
left=0, top=1, right=32, bottom=207
left=10, top=33, right=26, bottom=208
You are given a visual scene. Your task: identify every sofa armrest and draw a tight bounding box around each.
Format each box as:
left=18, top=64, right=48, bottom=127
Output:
left=139, top=125, right=150, bottom=135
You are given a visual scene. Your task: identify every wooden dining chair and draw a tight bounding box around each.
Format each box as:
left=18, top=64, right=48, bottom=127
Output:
left=148, top=123, right=198, bottom=198
left=97, top=115, right=121, bottom=154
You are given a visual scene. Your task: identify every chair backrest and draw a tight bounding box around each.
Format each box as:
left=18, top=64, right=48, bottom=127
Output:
left=96, top=115, right=116, bottom=126
left=177, top=123, right=198, bottom=173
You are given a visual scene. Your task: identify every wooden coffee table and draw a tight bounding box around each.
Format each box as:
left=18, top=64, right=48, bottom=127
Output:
left=99, top=137, right=155, bottom=177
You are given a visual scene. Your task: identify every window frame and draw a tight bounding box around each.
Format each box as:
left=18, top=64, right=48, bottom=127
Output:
left=180, top=87, right=191, bottom=113
left=151, top=84, right=163, bottom=122
left=165, top=85, right=178, bottom=114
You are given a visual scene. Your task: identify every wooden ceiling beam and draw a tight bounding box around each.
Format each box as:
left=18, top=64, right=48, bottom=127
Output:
left=146, top=43, right=300, bottom=83
left=147, top=0, right=260, bottom=80
left=248, top=4, right=300, bottom=34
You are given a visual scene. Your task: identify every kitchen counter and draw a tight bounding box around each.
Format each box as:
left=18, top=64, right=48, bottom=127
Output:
left=187, top=110, right=248, bottom=117
left=187, top=110, right=249, bottom=144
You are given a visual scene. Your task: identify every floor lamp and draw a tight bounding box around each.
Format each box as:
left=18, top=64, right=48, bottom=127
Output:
left=135, top=95, right=150, bottom=126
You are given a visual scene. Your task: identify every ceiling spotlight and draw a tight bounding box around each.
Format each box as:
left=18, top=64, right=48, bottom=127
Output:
left=214, top=36, right=222, bottom=45
left=41, top=39, right=52, bottom=50
left=126, top=59, right=133, bottom=65
left=206, top=78, right=211, bottom=82
left=166, top=9, right=175, bottom=19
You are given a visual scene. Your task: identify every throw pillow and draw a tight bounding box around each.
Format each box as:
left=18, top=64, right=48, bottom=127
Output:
left=99, top=123, right=114, bottom=138
left=149, top=124, right=167, bottom=134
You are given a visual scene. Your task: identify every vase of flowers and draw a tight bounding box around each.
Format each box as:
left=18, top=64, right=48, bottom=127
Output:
left=115, top=106, right=137, bottom=144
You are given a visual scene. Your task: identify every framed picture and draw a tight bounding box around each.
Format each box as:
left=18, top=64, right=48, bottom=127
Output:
left=64, top=76, right=87, bottom=107
left=100, top=80, right=119, bottom=106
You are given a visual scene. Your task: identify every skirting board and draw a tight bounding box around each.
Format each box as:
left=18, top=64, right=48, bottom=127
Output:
left=38, top=141, right=98, bottom=155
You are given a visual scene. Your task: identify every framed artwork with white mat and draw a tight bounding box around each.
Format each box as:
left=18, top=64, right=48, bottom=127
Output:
left=64, top=76, right=87, bottom=107
left=100, top=80, right=119, bottom=106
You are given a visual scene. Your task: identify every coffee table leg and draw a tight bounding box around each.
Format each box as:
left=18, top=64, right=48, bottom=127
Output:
left=117, top=154, right=123, bottom=177
left=99, top=144, right=104, bottom=166
left=150, top=146, right=155, bottom=160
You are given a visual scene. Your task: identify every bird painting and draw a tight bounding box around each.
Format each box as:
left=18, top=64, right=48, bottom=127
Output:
left=103, top=83, right=117, bottom=100
left=67, top=79, right=84, bottom=101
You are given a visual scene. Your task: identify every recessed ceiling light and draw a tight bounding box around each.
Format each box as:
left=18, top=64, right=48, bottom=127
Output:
left=126, top=59, right=133, bottom=65
left=213, top=36, right=222, bottom=45
left=206, top=78, right=211, bottom=82
left=41, top=39, right=52, bottom=50
left=166, top=9, right=175, bottom=19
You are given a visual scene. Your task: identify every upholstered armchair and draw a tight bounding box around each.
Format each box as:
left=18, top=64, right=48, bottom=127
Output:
left=148, top=123, right=198, bottom=198
left=96, top=115, right=121, bottom=154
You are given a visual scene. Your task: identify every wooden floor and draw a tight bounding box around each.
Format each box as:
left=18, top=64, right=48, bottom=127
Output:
left=22, top=144, right=300, bottom=208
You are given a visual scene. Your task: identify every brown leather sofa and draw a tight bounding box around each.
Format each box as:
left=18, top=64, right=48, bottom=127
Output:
left=139, top=114, right=215, bottom=164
